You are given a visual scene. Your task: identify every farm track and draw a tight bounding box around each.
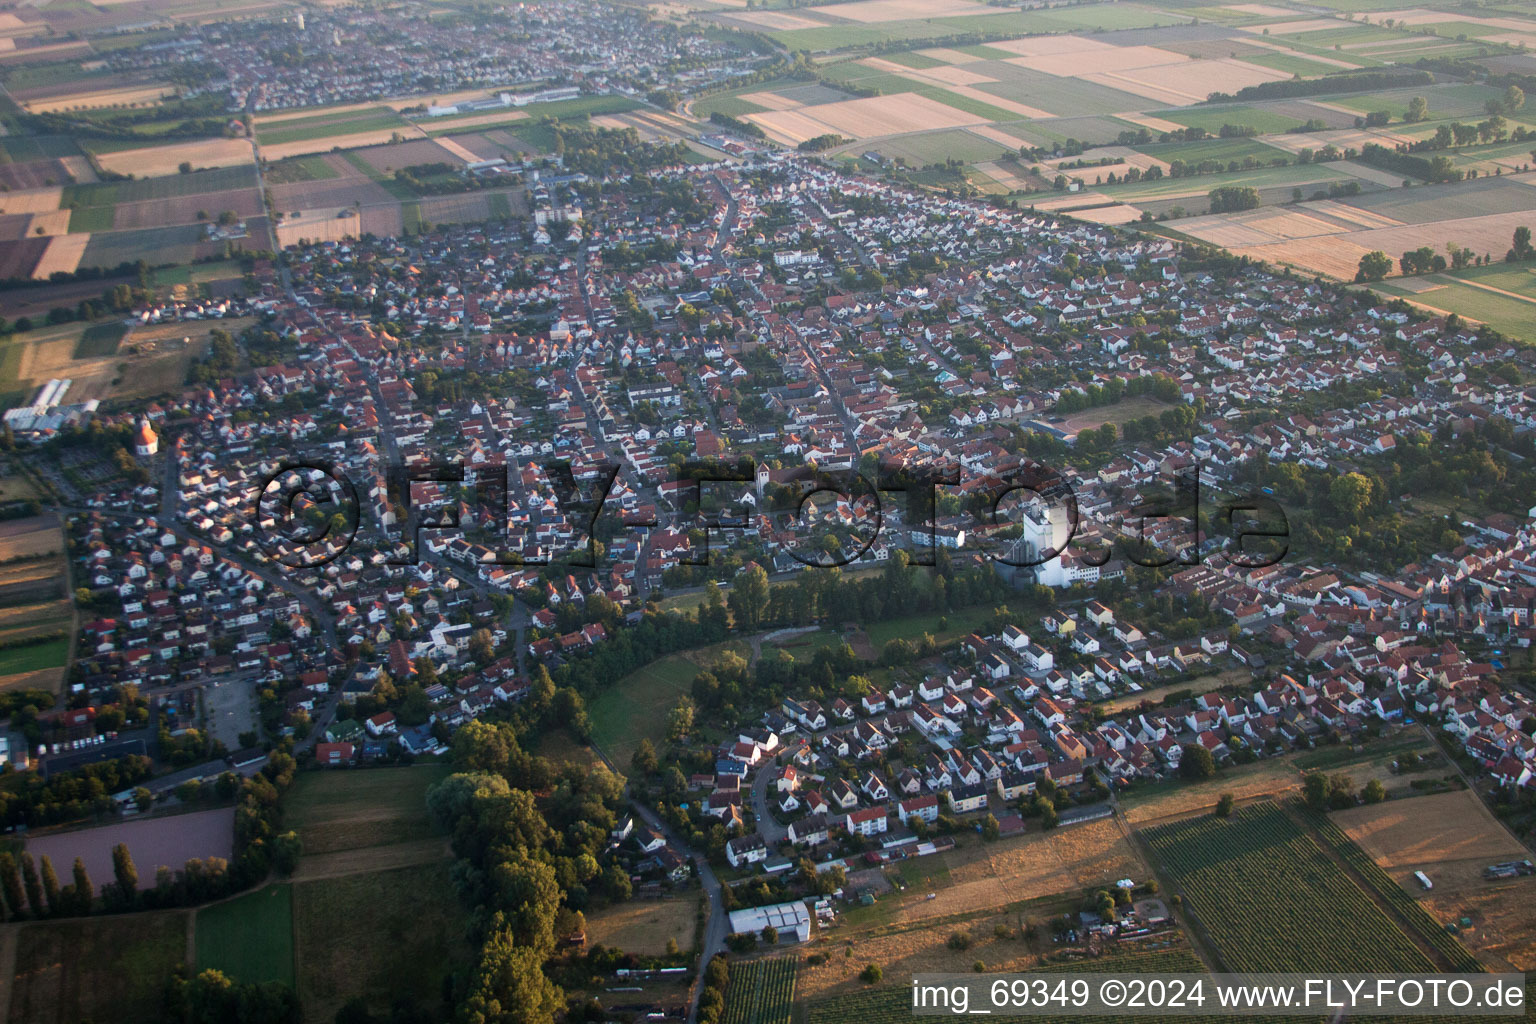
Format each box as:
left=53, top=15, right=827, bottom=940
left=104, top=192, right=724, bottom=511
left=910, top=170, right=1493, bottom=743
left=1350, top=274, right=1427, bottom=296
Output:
left=1277, top=801, right=1459, bottom=972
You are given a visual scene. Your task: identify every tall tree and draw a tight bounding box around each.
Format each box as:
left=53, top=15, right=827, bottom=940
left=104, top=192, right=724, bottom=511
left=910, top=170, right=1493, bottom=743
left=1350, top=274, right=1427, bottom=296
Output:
left=71, top=857, right=93, bottom=915
left=0, top=853, right=23, bottom=920
left=460, top=915, right=563, bottom=1024
left=112, top=843, right=139, bottom=905
left=19, top=854, right=41, bottom=919
left=727, top=564, right=770, bottom=631
left=39, top=855, right=61, bottom=917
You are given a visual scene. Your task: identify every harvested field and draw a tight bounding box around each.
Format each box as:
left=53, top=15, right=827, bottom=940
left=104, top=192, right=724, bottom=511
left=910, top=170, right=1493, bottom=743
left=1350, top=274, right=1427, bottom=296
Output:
left=432, top=136, right=482, bottom=164
left=260, top=126, right=427, bottom=163
left=21, top=82, right=176, bottom=113
left=886, top=819, right=1144, bottom=925
left=1086, top=58, right=1287, bottom=106
left=256, top=102, right=378, bottom=125
left=748, top=92, right=981, bottom=144
left=1005, top=43, right=1189, bottom=77
left=796, top=903, right=1066, bottom=1001
left=726, top=8, right=829, bottom=30
left=1335, top=790, right=1526, bottom=876
left=0, top=516, right=62, bottom=560
left=30, top=233, right=88, bottom=279
left=989, top=35, right=1119, bottom=57
left=93, top=137, right=253, bottom=177
left=0, top=188, right=61, bottom=217
left=277, top=208, right=370, bottom=247
left=417, top=109, right=528, bottom=132
left=1419, top=876, right=1536, bottom=971
left=351, top=138, right=463, bottom=174
left=586, top=895, right=701, bottom=954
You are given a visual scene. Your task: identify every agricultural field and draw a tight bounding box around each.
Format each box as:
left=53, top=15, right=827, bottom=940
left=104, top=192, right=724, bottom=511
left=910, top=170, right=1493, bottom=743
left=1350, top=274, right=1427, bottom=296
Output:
left=1367, top=267, right=1536, bottom=343
left=8, top=911, right=190, bottom=1024
left=293, top=861, right=471, bottom=1024
left=1140, top=803, right=1433, bottom=972
left=889, top=818, right=1145, bottom=926
left=1171, top=172, right=1536, bottom=281
left=283, top=763, right=452, bottom=859
left=586, top=893, right=702, bottom=955
left=194, top=884, right=295, bottom=987
left=720, top=957, right=797, bottom=1024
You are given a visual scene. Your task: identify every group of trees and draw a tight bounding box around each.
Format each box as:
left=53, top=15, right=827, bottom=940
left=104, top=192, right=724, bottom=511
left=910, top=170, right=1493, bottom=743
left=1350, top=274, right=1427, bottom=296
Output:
left=165, top=969, right=300, bottom=1024
left=1208, top=186, right=1261, bottom=214
left=428, top=721, right=631, bottom=1023
left=0, top=849, right=96, bottom=919
left=1302, top=771, right=1385, bottom=810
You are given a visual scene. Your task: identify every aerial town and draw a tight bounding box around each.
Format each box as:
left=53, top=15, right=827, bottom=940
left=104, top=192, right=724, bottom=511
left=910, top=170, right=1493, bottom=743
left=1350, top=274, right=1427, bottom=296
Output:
left=2, top=0, right=1536, bottom=1021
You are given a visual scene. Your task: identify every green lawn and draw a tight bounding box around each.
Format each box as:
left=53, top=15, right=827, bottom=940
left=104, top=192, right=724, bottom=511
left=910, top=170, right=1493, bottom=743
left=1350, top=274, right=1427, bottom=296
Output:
left=862, top=603, right=993, bottom=653
left=195, top=884, right=295, bottom=988
left=293, top=862, right=470, bottom=1023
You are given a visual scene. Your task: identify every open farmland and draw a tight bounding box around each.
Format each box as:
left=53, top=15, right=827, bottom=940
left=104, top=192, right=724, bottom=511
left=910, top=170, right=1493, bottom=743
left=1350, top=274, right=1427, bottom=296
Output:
left=92, top=137, right=254, bottom=177
left=293, top=861, right=470, bottom=1024
left=1172, top=172, right=1536, bottom=280
left=1140, top=803, right=1434, bottom=972
left=8, top=911, right=189, bottom=1024
left=720, top=958, right=796, bottom=1024
left=284, top=763, right=451, bottom=858
left=1366, top=264, right=1536, bottom=342
left=195, top=884, right=295, bottom=987
left=878, top=818, right=1145, bottom=926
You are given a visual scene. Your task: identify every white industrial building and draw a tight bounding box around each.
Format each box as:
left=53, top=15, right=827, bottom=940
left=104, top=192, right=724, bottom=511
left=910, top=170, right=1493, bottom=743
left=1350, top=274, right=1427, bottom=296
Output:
left=727, top=900, right=811, bottom=943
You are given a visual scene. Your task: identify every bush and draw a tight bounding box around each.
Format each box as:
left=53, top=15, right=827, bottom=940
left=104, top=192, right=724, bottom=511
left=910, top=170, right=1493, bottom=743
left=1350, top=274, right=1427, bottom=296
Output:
left=947, top=932, right=973, bottom=950
left=860, top=963, right=882, bottom=984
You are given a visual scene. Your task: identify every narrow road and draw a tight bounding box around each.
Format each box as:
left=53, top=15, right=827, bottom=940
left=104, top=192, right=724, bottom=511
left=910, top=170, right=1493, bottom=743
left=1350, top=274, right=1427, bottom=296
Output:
left=627, top=799, right=725, bottom=1024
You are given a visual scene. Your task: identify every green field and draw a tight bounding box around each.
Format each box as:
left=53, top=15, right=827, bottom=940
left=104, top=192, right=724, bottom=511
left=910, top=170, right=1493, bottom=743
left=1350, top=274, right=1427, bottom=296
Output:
left=263, top=154, right=341, bottom=185
left=0, top=637, right=69, bottom=676
left=1239, top=53, right=1342, bottom=77
left=1156, top=106, right=1309, bottom=136
left=0, top=136, right=81, bottom=163
left=194, top=884, right=295, bottom=987
left=285, top=763, right=452, bottom=855
left=67, top=205, right=116, bottom=233
left=8, top=912, right=189, bottom=1024
left=487, top=191, right=514, bottom=219
left=1324, top=84, right=1507, bottom=120
left=73, top=320, right=125, bottom=359
left=80, top=223, right=218, bottom=271
left=293, top=861, right=470, bottom=1023
left=1368, top=270, right=1536, bottom=343
left=763, top=2, right=1190, bottom=51
left=721, top=957, right=798, bottom=1024
left=860, top=128, right=1014, bottom=166
left=1140, top=803, right=1432, bottom=973
left=256, top=107, right=409, bottom=146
